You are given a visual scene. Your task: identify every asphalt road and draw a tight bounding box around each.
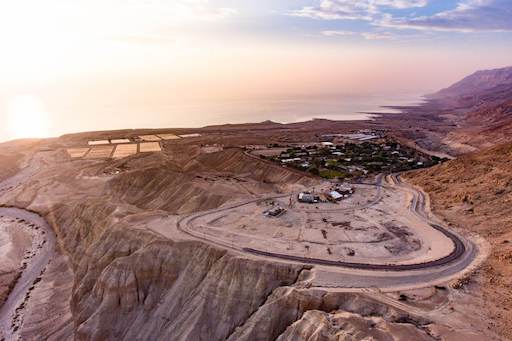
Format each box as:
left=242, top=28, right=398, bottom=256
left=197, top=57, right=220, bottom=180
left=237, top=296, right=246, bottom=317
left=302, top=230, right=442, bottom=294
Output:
left=177, top=173, right=478, bottom=287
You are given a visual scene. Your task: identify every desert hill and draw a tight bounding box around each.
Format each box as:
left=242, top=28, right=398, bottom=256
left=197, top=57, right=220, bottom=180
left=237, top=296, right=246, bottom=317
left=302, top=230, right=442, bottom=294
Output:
left=385, top=66, right=512, bottom=155
left=108, top=147, right=314, bottom=214
left=1, top=135, right=453, bottom=341
left=406, top=142, right=512, bottom=338
left=445, top=100, right=512, bottom=150
left=431, top=66, right=512, bottom=101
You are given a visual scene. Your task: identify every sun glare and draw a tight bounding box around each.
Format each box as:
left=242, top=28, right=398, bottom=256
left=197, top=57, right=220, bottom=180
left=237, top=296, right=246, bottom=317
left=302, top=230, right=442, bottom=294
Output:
left=6, top=95, right=51, bottom=139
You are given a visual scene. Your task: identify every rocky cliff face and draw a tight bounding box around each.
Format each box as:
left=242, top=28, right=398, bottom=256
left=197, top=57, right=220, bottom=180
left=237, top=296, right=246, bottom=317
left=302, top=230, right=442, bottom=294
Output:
left=35, top=195, right=441, bottom=341
left=72, top=227, right=304, bottom=340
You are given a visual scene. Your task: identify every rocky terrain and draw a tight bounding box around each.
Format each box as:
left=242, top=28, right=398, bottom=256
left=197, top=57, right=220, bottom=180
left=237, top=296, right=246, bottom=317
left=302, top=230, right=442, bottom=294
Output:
left=0, top=129, right=494, bottom=341
left=406, top=142, right=512, bottom=338
left=1, top=66, right=511, bottom=340
left=399, top=66, right=512, bottom=338
left=0, top=218, right=32, bottom=306
left=381, top=66, right=512, bottom=156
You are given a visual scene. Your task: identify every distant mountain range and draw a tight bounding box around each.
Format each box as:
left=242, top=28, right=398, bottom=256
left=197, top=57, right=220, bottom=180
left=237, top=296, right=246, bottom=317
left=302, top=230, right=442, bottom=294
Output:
left=420, top=66, right=512, bottom=152
left=432, top=66, right=512, bottom=101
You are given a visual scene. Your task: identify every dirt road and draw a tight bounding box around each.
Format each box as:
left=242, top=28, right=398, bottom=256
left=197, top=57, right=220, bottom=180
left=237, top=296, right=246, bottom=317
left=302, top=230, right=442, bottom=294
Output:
left=0, top=208, right=56, bottom=341
left=0, top=151, right=57, bottom=341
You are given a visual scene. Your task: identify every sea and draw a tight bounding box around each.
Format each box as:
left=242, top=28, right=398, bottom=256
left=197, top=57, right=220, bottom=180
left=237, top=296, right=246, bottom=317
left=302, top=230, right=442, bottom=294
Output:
left=1, top=93, right=424, bottom=142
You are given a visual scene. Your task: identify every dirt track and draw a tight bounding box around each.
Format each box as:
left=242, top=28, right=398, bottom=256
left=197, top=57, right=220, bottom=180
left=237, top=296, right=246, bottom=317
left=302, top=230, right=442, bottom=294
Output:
left=0, top=208, right=56, bottom=341
left=0, top=153, right=57, bottom=341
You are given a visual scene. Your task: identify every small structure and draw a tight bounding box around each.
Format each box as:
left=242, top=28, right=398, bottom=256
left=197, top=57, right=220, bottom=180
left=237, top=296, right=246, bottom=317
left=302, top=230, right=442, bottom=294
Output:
left=337, top=185, right=354, bottom=196
left=281, top=158, right=302, bottom=164
left=179, top=133, right=202, bottom=138
left=321, top=142, right=334, bottom=147
left=264, top=207, right=286, bottom=217
left=298, top=192, right=318, bottom=204
left=329, top=191, right=343, bottom=201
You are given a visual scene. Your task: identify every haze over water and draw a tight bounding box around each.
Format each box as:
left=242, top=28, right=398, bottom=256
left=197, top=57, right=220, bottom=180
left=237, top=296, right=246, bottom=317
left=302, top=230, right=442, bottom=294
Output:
left=0, top=93, right=421, bottom=142
left=1, top=1, right=511, bottom=142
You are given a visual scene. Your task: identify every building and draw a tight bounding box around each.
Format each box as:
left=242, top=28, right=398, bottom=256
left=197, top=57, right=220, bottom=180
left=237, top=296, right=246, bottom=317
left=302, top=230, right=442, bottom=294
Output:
left=337, top=185, right=354, bottom=195
left=264, top=207, right=286, bottom=217
left=298, top=192, right=317, bottom=203
left=179, top=133, right=202, bottom=138
left=281, top=157, right=302, bottom=164
left=329, top=191, right=343, bottom=201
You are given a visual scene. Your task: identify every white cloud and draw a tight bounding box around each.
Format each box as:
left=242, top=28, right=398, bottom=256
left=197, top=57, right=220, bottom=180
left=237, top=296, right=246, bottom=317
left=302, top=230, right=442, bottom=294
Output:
left=322, top=30, right=394, bottom=40
left=377, top=0, right=512, bottom=32
left=289, top=0, right=427, bottom=21
left=321, top=30, right=356, bottom=36
left=361, top=31, right=394, bottom=40
left=374, top=0, right=427, bottom=9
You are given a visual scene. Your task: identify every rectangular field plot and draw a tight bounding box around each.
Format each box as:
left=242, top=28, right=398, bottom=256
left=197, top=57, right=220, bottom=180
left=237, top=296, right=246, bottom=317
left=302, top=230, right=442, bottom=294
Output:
left=88, top=140, right=110, bottom=146
left=67, top=148, right=90, bottom=158
left=111, top=139, right=131, bottom=144
left=157, top=133, right=180, bottom=140
left=139, top=142, right=161, bottom=153
left=112, top=144, right=138, bottom=159
left=179, top=133, right=201, bottom=138
left=139, top=135, right=162, bottom=142
left=85, top=146, right=114, bottom=159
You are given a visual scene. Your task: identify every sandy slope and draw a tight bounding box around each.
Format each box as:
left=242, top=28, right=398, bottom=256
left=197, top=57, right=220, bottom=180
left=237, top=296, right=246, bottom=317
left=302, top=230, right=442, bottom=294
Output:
left=0, top=129, right=498, bottom=340
left=406, top=142, right=512, bottom=338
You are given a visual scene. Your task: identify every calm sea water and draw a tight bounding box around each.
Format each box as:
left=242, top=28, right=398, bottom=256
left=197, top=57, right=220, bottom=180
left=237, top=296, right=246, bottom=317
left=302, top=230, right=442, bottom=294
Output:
left=1, top=94, right=423, bottom=142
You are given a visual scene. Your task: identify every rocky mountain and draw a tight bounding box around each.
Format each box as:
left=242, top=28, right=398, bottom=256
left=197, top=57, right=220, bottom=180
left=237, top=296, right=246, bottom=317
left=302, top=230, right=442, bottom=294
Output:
left=431, top=66, right=512, bottom=101
left=388, top=66, right=512, bottom=155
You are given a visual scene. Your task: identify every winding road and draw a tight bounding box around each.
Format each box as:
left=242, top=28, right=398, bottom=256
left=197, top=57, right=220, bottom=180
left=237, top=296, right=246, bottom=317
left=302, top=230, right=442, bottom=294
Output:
left=177, top=173, right=479, bottom=288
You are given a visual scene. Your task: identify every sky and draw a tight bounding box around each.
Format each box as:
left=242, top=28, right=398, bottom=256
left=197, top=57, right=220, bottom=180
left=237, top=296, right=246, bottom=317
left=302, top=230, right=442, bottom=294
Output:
left=1, top=0, right=511, bottom=141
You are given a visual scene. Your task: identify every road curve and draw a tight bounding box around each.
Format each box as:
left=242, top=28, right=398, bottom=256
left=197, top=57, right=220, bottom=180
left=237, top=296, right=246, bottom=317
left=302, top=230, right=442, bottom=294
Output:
left=177, top=173, right=476, bottom=275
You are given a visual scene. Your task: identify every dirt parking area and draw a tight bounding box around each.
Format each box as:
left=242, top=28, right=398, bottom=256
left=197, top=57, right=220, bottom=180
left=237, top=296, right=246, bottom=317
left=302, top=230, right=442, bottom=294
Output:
left=189, top=181, right=454, bottom=265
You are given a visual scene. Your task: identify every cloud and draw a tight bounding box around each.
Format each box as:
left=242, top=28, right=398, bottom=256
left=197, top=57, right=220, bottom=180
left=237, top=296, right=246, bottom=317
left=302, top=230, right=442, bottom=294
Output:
left=289, top=0, right=427, bottom=21
left=322, top=30, right=394, bottom=40
left=378, top=0, right=512, bottom=32
left=361, top=31, right=394, bottom=40
left=321, top=30, right=356, bottom=36
left=118, top=0, right=237, bottom=22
